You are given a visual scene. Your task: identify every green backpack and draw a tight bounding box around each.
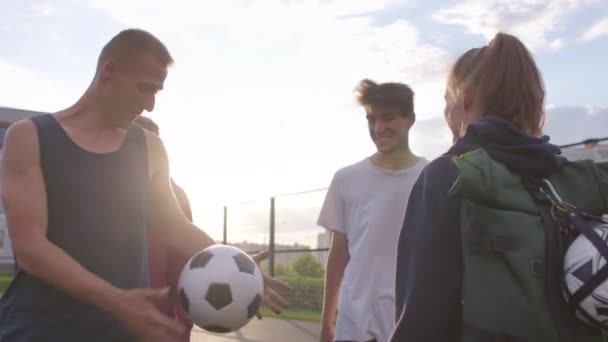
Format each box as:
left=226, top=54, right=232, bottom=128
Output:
left=450, top=149, right=608, bottom=342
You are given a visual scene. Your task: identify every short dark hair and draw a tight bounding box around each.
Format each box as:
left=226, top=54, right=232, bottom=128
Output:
left=355, top=79, right=414, bottom=116
left=134, top=115, right=159, bottom=135
left=97, top=28, right=173, bottom=71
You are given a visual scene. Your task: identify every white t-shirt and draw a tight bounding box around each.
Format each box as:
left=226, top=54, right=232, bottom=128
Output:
left=318, top=157, right=427, bottom=342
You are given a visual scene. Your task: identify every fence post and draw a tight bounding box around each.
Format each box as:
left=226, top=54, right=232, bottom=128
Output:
left=269, top=197, right=276, bottom=277
left=223, top=205, right=228, bottom=245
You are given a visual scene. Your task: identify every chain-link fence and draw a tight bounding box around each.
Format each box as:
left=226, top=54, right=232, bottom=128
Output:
left=220, top=188, right=330, bottom=321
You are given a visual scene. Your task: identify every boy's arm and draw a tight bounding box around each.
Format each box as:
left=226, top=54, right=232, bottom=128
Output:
left=320, top=231, right=349, bottom=342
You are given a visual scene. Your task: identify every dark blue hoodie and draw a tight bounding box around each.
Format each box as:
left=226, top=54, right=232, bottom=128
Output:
left=390, top=116, right=567, bottom=341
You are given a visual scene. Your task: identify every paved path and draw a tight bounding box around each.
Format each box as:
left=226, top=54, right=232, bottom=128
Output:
left=190, top=317, right=320, bottom=342
left=0, top=292, right=318, bottom=342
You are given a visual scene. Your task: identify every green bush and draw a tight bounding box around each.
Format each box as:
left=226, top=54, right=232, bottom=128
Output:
left=277, top=274, right=324, bottom=311
left=292, top=254, right=324, bottom=278
left=274, top=263, right=292, bottom=276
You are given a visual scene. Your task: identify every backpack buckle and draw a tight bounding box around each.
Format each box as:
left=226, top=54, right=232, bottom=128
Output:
left=530, top=259, right=544, bottom=278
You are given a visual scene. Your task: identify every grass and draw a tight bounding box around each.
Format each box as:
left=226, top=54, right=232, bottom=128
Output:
left=259, top=307, right=321, bottom=322
left=0, top=273, right=12, bottom=294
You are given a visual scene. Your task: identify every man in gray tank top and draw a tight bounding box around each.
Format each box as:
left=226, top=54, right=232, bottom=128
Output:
left=0, top=29, right=290, bottom=342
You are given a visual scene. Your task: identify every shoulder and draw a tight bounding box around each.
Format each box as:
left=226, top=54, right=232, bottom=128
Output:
left=555, top=159, right=608, bottom=186
left=564, top=159, right=607, bottom=171
left=595, top=161, right=608, bottom=175
left=5, top=118, right=38, bottom=137
left=333, top=158, right=370, bottom=180
left=1, top=120, right=42, bottom=179
left=3, top=119, right=39, bottom=155
left=421, top=154, right=457, bottom=177
left=404, top=155, right=463, bottom=235
left=143, top=129, right=169, bottom=180
left=414, top=154, right=460, bottom=194
left=560, top=158, right=608, bottom=190
left=143, top=129, right=166, bottom=156
left=171, top=180, right=187, bottom=198
left=408, top=157, right=430, bottom=176
left=416, top=157, right=430, bottom=169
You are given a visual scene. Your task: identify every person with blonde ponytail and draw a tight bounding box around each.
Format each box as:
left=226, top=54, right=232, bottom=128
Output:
left=390, top=33, right=608, bottom=341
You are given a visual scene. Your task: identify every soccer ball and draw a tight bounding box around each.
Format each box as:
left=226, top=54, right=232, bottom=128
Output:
left=564, top=223, right=608, bottom=328
left=178, top=245, right=265, bottom=333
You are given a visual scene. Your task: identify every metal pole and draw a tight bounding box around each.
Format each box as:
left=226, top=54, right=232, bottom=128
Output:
left=223, top=205, right=228, bottom=245
left=269, top=197, right=275, bottom=277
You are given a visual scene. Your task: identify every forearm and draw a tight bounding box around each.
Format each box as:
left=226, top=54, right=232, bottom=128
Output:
left=16, top=236, right=126, bottom=314
left=149, top=178, right=216, bottom=258
left=163, top=220, right=217, bottom=259
left=321, top=247, right=348, bottom=326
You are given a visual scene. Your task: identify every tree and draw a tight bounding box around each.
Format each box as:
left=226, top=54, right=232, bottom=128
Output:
left=274, top=263, right=292, bottom=276
left=292, top=253, right=323, bottom=278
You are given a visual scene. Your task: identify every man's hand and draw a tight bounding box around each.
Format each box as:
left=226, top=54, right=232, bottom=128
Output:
left=252, top=251, right=293, bottom=317
left=113, top=287, right=186, bottom=342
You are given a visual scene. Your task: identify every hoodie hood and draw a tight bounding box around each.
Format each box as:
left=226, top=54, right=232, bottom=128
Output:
left=448, top=116, right=567, bottom=178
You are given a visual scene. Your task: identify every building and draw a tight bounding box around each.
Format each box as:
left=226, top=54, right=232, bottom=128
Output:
left=561, top=138, right=608, bottom=163
left=0, top=107, right=47, bottom=273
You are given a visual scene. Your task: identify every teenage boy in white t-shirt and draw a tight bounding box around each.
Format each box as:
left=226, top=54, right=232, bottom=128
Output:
left=318, top=79, right=427, bottom=342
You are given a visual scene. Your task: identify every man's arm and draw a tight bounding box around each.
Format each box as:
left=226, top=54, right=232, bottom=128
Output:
left=146, top=133, right=291, bottom=313
left=2, top=120, right=123, bottom=312
left=172, top=182, right=193, bottom=222
left=320, top=231, right=349, bottom=342
left=146, top=132, right=216, bottom=257
left=2, top=120, right=184, bottom=341
left=166, top=183, right=195, bottom=295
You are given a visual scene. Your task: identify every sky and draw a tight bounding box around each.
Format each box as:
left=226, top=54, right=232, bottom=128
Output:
left=1, top=0, right=608, bottom=246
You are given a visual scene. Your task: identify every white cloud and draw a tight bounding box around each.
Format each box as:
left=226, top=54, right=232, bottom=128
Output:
left=544, top=105, right=608, bottom=145
left=581, top=16, right=608, bottom=41
left=410, top=117, right=453, bottom=159
left=87, top=0, right=451, bottom=125
left=89, top=0, right=404, bottom=36
left=88, top=0, right=447, bottom=86
left=81, top=1, right=451, bottom=207
left=29, top=2, right=56, bottom=16
left=433, top=0, right=598, bottom=51
left=0, top=60, right=78, bottom=112
left=1, top=1, right=454, bottom=232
